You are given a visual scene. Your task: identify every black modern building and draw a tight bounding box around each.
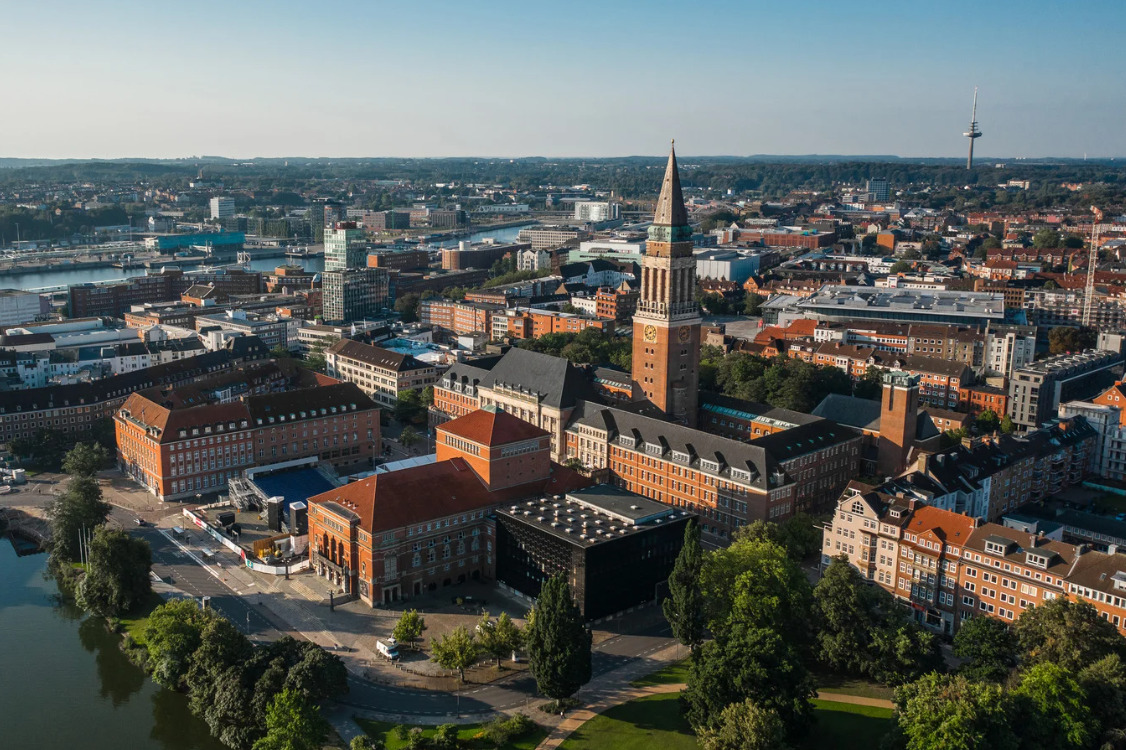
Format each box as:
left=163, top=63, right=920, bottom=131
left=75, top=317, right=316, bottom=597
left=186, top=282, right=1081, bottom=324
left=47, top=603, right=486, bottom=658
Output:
left=495, top=484, right=694, bottom=621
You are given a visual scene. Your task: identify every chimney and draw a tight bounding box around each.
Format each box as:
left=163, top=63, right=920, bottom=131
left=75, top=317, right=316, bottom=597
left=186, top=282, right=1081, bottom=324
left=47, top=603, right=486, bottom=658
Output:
left=908, top=498, right=918, bottom=511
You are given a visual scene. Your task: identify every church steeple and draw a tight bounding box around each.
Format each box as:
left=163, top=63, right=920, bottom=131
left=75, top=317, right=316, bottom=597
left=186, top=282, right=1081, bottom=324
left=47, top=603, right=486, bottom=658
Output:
left=653, top=140, right=688, bottom=228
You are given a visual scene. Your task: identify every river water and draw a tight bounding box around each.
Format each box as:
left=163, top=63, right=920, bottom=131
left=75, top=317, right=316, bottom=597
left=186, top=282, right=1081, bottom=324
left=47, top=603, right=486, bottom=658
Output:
left=0, top=540, right=225, bottom=750
left=2, top=225, right=527, bottom=292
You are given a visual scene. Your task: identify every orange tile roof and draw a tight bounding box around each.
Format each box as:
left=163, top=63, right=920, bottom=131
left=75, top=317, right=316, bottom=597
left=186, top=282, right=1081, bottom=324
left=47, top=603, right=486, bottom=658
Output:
left=310, top=457, right=589, bottom=533
left=905, top=505, right=977, bottom=546
left=437, top=408, right=549, bottom=447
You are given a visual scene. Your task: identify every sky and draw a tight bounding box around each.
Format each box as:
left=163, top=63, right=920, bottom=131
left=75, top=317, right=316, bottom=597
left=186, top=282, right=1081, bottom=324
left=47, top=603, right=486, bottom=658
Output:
left=4, top=0, right=1125, bottom=160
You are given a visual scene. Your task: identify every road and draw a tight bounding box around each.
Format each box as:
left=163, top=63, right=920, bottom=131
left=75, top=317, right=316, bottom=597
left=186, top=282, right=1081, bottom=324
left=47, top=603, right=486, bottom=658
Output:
left=133, top=517, right=674, bottom=718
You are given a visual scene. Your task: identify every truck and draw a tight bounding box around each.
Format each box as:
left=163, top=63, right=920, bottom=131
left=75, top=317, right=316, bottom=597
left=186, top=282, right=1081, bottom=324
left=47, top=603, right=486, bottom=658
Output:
left=375, top=638, right=400, bottom=661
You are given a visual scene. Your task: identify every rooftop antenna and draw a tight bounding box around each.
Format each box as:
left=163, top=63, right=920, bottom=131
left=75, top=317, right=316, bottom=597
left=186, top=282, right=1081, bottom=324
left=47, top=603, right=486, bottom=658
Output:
left=963, top=87, right=982, bottom=170
left=1083, top=206, right=1103, bottom=328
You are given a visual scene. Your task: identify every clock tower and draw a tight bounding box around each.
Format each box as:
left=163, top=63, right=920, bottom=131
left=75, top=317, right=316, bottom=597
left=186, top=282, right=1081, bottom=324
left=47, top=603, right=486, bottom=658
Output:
left=631, top=141, right=701, bottom=426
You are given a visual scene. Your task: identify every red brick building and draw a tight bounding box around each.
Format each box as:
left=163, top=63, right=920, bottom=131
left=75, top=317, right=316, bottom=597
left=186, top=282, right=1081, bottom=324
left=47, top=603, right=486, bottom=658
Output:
left=305, top=407, right=588, bottom=606
left=115, top=370, right=380, bottom=501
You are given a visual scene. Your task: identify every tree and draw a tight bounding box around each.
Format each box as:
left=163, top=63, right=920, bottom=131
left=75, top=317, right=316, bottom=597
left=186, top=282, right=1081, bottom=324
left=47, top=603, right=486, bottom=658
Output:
left=700, top=536, right=811, bottom=635
left=1079, top=654, right=1126, bottom=750
left=889, top=260, right=913, bottom=274
left=420, top=386, right=434, bottom=406
left=812, top=556, right=883, bottom=676
left=662, top=520, right=706, bottom=660
left=1048, top=325, right=1097, bottom=355
left=1010, top=662, right=1093, bottom=749
left=900, top=248, right=923, bottom=260
left=270, top=345, right=291, bottom=358
left=999, top=414, right=1015, bottom=433
left=975, top=408, right=1000, bottom=433
left=868, top=622, right=943, bottom=686
left=1033, top=228, right=1061, bottom=249
left=853, top=366, right=885, bottom=400
left=398, top=426, right=421, bottom=453
left=1016, top=597, right=1126, bottom=673
left=430, top=625, right=479, bottom=682
left=698, top=699, right=788, bottom=750
left=684, top=623, right=814, bottom=739
left=893, top=673, right=1017, bottom=750
left=252, top=688, right=328, bottom=750
left=393, top=609, right=426, bottom=651
left=744, top=293, right=765, bottom=316
left=525, top=575, right=592, bottom=701
left=77, top=526, right=152, bottom=618
left=48, top=475, right=112, bottom=562
left=393, top=390, right=425, bottom=424
left=63, top=441, right=109, bottom=477
left=394, top=293, right=421, bottom=323
left=952, top=616, right=1018, bottom=682
left=477, top=612, right=522, bottom=667
left=145, top=599, right=212, bottom=688
left=1042, top=279, right=1059, bottom=290
left=285, top=642, right=348, bottom=703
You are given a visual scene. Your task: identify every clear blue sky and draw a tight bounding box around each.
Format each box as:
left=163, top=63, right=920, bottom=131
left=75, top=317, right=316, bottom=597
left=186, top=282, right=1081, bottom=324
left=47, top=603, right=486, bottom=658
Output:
left=5, top=0, right=1124, bottom=159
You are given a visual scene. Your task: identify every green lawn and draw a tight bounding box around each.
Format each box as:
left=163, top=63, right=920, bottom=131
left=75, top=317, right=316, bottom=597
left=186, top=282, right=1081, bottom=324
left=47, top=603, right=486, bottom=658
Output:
left=803, top=699, right=893, bottom=750
left=630, top=659, right=690, bottom=688
left=558, top=693, right=696, bottom=750
left=812, top=670, right=895, bottom=701
left=118, top=590, right=166, bottom=645
left=355, top=718, right=547, bottom=750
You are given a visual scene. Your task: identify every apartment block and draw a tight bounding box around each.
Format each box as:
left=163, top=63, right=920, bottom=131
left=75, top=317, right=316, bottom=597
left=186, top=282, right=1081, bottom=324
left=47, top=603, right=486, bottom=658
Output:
left=325, top=338, right=439, bottom=409
left=1009, top=349, right=1124, bottom=430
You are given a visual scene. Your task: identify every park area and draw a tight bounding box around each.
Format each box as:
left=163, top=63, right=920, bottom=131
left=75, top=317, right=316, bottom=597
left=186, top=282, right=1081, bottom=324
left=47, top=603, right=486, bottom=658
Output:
left=556, top=692, right=893, bottom=750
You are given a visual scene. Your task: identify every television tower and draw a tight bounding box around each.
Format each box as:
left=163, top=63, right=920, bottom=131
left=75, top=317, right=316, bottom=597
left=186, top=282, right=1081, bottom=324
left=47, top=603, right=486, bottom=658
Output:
left=963, top=87, right=982, bottom=169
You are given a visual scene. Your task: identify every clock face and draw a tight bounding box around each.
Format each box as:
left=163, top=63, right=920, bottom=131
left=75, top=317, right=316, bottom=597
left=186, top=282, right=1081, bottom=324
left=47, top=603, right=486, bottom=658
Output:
left=678, top=326, right=691, bottom=343
left=643, top=325, right=657, bottom=342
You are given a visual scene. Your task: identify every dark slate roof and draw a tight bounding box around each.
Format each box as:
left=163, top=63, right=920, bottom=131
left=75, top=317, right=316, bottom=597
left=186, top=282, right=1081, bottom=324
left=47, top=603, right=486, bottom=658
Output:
left=653, top=143, right=689, bottom=227
left=812, top=394, right=881, bottom=431
left=327, top=338, right=429, bottom=372
left=748, top=419, right=861, bottom=462
left=247, top=382, right=377, bottom=423
left=571, top=403, right=789, bottom=492
left=440, top=348, right=592, bottom=410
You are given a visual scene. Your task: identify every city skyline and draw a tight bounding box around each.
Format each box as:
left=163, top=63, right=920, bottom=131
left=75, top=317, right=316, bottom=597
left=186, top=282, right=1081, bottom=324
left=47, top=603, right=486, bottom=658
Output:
left=4, top=0, right=1126, bottom=159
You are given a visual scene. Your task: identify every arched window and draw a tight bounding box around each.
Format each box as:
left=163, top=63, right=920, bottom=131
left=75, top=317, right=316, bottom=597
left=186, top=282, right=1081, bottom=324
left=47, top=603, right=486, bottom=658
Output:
left=413, top=553, right=422, bottom=568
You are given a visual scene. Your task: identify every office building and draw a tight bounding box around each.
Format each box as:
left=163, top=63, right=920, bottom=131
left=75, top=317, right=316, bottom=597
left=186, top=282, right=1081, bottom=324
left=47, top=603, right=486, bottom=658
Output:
left=573, top=201, right=621, bottom=223
left=795, top=287, right=1006, bottom=328
left=116, top=373, right=380, bottom=502
left=495, top=484, right=692, bottom=620
left=866, top=178, right=890, bottom=202
left=322, top=268, right=390, bottom=324
left=305, top=407, right=588, bottom=605
left=324, top=222, right=368, bottom=271
left=441, top=240, right=530, bottom=271
left=0, top=289, right=49, bottom=327
left=517, top=225, right=590, bottom=251
left=209, top=197, right=235, bottom=220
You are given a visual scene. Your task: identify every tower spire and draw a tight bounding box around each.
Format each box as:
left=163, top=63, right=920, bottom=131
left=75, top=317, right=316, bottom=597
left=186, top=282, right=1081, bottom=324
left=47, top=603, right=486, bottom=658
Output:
left=653, top=141, right=688, bottom=227
left=963, top=87, right=982, bottom=170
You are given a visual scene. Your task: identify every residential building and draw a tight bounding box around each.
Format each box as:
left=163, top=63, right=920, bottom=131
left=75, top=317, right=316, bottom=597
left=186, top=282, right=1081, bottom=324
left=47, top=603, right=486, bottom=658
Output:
left=1009, top=349, right=1124, bottom=430
left=115, top=373, right=380, bottom=502
left=324, top=222, right=368, bottom=271
left=1059, top=400, right=1126, bottom=480
left=631, top=143, right=702, bottom=426
left=517, top=248, right=553, bottom=272
left=304, top=407, right=588, bottom=606
left=68, top=268, right=262, bottom=318
left=195, top=309, right=291, bottom=349
left=985, top=323, right=1038, bottom=378
left=0, top=338, right=268, bottom=445
left=495, top=484, right=692, bottom=620
left=322, top=267, right=391, bottom=324
left=325, top=338, right=440, bottom=409
left=594, top=283, right=639, bottom=321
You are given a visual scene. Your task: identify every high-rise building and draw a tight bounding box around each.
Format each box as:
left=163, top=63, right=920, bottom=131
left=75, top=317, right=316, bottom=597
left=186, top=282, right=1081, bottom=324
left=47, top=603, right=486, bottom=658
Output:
left=866, top=179, right=889, bottom=202
left=322, top=267, right=390, bottom=324
left=324, top=222, right=368, bottom=271
left=209, top=196, right=235, bottom=220
left=630, top=142, right=701, bottom=426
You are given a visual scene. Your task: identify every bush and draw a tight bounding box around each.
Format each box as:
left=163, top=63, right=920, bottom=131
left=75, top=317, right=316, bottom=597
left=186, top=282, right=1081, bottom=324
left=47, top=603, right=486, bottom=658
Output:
left=537, top=698, right=579, bottom=714
left=432, top=723, right=458, bottom=749
left=407, top=727, right=426, bottom=749
left=505, top=713, right=534, bottom=737
left=394, top=725, right=409, bottom=741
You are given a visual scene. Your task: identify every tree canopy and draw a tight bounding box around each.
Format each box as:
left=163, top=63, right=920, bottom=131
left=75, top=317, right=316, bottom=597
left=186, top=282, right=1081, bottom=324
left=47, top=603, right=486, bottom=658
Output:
left=525, top=575, right=592, bottom=701
left=77, top=526, right=152, bottom=618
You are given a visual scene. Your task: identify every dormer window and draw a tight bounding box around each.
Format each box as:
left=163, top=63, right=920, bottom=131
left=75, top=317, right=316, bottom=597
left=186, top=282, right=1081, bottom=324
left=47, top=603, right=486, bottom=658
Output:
left=644, top=442, right=663, bottom=456
left=671, top=451, right=689, bottom=464
left=700, top=459, right=720, bottom=473
left=984, top=537, right=1013, bottom=557
left=1026, top=551, right=1052, bottom=570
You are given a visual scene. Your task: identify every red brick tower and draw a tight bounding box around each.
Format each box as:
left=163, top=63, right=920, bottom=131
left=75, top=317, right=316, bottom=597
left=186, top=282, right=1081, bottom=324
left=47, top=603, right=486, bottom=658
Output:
left=877, top=371, right=919, bottom=478
left=631, top=142, right=701, bottom=426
